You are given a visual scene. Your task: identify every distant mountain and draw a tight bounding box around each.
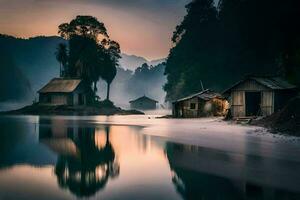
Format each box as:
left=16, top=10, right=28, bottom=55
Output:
left=149, top=58, right=166, bottom=66
left=120, top=53, right=166, bottom=71
left=119, top=54, right=148, bottom=71
left=0, top=34, right=166, bottom=106
left=0, top=49, right=33, bottom=103
left=0, top=34, right=65, bottom=95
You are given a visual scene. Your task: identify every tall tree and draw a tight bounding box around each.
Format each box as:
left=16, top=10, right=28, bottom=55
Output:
left=164, top=0, right=300, bottom=102
left=101, top=40, right=121, bottom=100
left=58, top=16, right=121, bottom=101
left=164, top=0, right=219, bottom=101
left=58, top=15, right=108, bottom=40
left=59, top=16, right=109, bottom=80
left=55, top=43, right=68, bottom=77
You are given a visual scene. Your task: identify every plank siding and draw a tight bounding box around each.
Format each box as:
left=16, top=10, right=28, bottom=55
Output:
left=233, top=80, right=269, bottom=91
left=231, top=91, right=245, bottom=117
left=230, top=80, right=274, bottom=117
left=261, top=91, right=274, bottom=116
left=51, top=94, right=68, bottom=105
left=182, top=97, right=199, bottom=118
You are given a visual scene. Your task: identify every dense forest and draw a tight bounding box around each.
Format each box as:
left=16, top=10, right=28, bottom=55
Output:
left=164, top=0, right=300, bottom=101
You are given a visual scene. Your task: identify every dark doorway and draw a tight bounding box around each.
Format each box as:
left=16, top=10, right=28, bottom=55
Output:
left=78, top=94, right=84, bottom=105
left=245, top=92, right=261, bottom=116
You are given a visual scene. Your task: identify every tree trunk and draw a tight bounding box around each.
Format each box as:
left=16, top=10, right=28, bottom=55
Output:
left=93, top=81, right=97, bottom=95
left=105, top=126, right=110, bottom=145
left=59, top=63, right=62, bottom=77
left=106, top=82, right=110, bottom=100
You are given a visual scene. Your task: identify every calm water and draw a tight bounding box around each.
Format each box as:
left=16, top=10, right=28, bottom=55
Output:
left=0, top=115, right=300, bottom=200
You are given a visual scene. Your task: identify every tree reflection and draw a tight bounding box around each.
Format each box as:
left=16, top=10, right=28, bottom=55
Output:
left=165, top=143, right=300, bottom=200
left=39, top=119, right=119, bottom=197
left=165, top=143, right=244, bottom=200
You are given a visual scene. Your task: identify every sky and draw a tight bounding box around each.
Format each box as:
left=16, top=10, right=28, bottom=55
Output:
left=0, top=0, right=192, bottom=60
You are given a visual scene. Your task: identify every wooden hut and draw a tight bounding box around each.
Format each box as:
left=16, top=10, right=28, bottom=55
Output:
left=129, top=95, right=158, bottom=110
left=38, top=78, right=92, bottom=106
left=172, top=89, right=228, bottom=118
left=223, top=76, right=298, bottom=118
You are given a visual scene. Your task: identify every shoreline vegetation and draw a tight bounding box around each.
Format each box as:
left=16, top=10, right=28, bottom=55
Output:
left=0, top=101, right=144, bottom=116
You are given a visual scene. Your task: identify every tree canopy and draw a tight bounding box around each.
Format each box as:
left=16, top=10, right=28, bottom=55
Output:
left=164, top=0, right=300, bottom=101
left=57, top=15, right=121, bottom=102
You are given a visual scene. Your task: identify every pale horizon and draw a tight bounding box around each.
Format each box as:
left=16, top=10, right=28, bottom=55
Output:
left=0, top=0, right=191, bottom=60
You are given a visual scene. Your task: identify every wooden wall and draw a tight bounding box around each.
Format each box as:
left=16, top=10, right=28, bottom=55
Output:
left=130, top=100, right=157, bottom=110
left=181, top=97, right=199, bottom=117
left=261, top=91, right=274, bottom=116
left=51, top=94, right=68, bottom=105
left=39, top=93, right=69, bottom=105
left=173, top=97, right=228, bottom=118
left=72, top=82, right=89, bottom=105
left=230, top=79, right=274, bottom=117
left=231, top=91, right=245, bottom=117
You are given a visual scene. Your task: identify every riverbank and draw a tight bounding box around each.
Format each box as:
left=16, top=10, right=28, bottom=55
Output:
left=0, top=103, right=144, bottom=116
left=252, top=96, right=300, bottom=136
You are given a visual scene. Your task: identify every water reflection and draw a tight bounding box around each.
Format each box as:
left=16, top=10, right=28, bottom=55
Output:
left=0, top=116, right=300, bottom=200
left=39, top=118, right=119, bottom=197
left=165, top=143, right=300, bottom=200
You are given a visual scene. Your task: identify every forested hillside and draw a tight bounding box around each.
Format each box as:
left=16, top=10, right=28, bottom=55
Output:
left=164, top=0, right=300, bottom=101
left=0, top=49, right=32, bottom=102
left=0, top=34, right=64, bottom=95
left=0, top=34, right=166, bottom=105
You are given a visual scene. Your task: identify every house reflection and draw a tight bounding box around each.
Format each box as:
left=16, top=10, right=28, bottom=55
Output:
left=39, top=118, right=119, bottom=197
left=165, top=143, right=300, bottom=200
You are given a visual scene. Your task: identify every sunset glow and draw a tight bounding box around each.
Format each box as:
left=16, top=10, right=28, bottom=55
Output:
left=0, top=0, right=190, bottom=60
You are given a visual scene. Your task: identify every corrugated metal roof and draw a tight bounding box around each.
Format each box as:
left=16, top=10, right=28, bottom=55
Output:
left=174, top=89, right=223, bottom=103
left=223, top=76, right=297, bottom=94
left=252, top=77, right=296, bottom=90
left=38, top=78, right=82, bottom=93
left=129, top=95, right=158, bottom=103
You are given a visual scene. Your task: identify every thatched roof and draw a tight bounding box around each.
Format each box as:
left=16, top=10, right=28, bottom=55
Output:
left=174, top=89, right=224, bottom=103
left=38, top=78, right=82, bottom=93
left=129, top=95, right=158, bottom=103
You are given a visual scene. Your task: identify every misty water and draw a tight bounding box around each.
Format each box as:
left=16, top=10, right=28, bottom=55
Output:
left=1, top=115, right=300, bottom=200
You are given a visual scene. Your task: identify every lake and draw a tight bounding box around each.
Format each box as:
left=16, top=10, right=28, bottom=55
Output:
left=0, top=115, right=300, bottom=200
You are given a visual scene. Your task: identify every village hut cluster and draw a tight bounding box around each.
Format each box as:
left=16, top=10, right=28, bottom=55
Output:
left=172, top=76, right=298, bottom=119
left=37, top=75, right=298, bottom=119
left=38, top=78, right=160, bottom=110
